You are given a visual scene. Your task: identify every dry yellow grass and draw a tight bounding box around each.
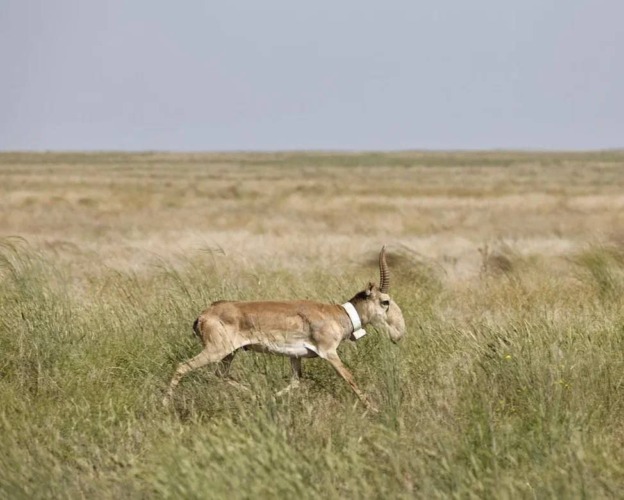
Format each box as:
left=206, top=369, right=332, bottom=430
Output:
left=1, top=151, right=624, bottom=498
left=2, top=151, right=623, bottom=278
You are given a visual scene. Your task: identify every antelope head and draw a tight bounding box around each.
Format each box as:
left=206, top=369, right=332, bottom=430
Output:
left=350, top=247, right=406, bottom=343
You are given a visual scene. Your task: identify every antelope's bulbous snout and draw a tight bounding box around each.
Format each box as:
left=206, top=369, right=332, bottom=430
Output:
left=388, top=326, right=406, bottom=343
left=384, top=300, right=406, bottom=343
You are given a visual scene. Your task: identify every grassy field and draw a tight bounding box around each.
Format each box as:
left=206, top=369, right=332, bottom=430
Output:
left=1, top=151, right=624, bottom=498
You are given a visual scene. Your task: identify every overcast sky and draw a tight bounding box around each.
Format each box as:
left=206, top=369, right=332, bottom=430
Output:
left=1, top=1, right=622, bottom=151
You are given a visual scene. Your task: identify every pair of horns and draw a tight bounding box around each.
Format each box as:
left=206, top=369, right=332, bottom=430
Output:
left=379, top=246, right=390, bottom=293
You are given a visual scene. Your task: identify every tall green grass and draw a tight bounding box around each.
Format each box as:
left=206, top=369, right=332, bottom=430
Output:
left=1, top=239, right=624, bottom=498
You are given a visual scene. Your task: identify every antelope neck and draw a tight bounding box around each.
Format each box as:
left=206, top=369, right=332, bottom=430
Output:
left=340, top=302, right=367, bottom=340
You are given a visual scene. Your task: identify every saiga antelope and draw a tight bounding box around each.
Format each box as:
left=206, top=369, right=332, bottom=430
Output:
left=163, top=247, right=406, bottom=411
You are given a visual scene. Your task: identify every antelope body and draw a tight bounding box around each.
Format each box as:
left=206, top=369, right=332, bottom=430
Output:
left=163, top=247, right=406, bottom=410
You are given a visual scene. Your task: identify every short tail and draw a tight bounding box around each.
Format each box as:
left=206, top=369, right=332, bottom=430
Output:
left=192, top=318, right=201, bottom=339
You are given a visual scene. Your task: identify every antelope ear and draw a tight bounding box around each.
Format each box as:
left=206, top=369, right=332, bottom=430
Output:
left=365, top=282, right=376, bottom=296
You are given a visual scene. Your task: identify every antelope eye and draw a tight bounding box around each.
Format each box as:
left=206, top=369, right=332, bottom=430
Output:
left=381, top=299, right=390, bottom=307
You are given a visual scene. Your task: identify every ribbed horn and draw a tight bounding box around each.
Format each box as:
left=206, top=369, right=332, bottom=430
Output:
left=379, top=246, right=390, bottom=293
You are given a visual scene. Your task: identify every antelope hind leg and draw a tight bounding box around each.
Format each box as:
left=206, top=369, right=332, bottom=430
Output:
left=216, top=351, right=237, bottom=378
left=163, top=348, right=232, bottom=407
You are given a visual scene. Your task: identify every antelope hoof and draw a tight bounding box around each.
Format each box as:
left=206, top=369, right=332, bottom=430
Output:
left=225, top=378, right=252, bottom=392
left=276, top=379, right=301, bottom=397
left=365, top=400, right=379, bottom=414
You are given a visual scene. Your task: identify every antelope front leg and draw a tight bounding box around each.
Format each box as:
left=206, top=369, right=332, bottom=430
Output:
left=276, top=358, right=302, bottom=397
left=325, top=352, right=378, bottom=412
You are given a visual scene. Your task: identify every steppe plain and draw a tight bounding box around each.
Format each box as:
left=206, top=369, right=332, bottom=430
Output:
left=1, top=151, right=624, bottom=498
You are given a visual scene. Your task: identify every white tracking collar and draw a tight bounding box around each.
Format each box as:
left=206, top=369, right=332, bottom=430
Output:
left=341, top=302, right=367, bottom=340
